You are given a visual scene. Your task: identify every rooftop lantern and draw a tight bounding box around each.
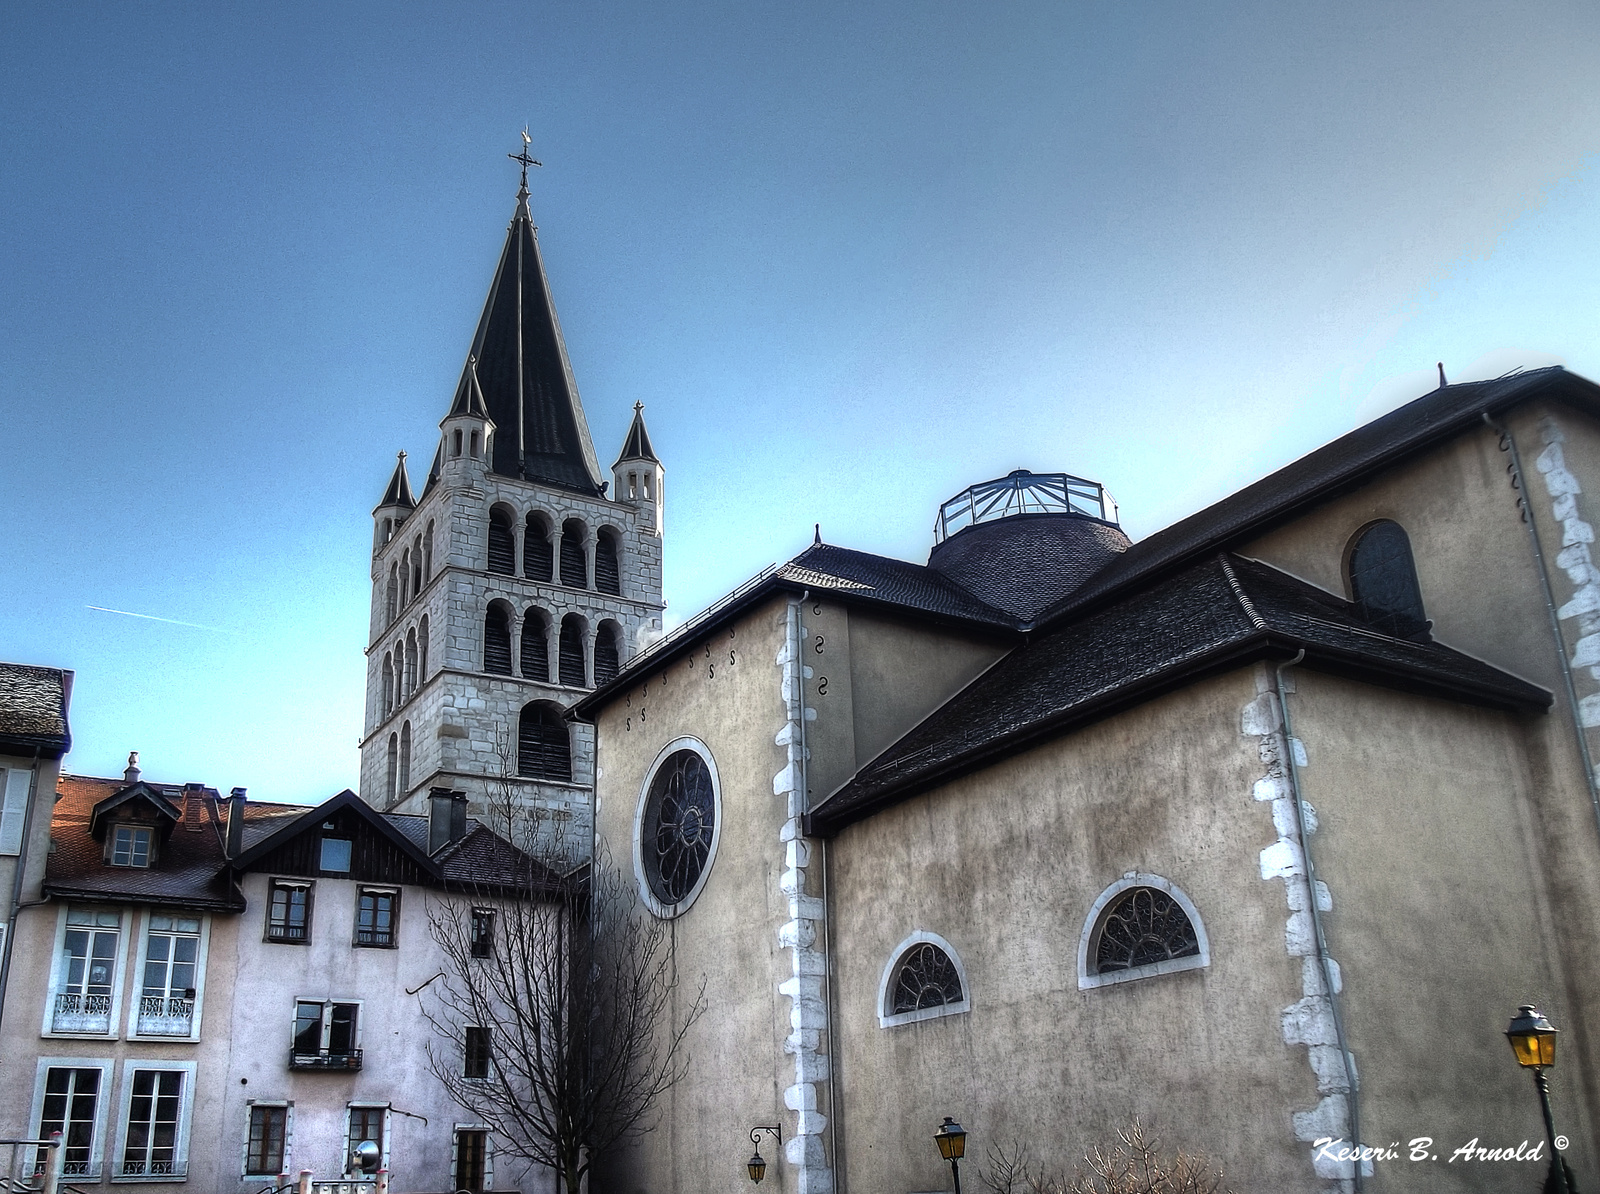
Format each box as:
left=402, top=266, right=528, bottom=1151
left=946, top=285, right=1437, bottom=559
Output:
left=932, top=469, right=1118, bottom=545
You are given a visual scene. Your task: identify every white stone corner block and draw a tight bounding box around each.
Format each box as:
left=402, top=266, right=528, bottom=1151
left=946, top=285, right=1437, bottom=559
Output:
left=785, top=1133, right=827, bottom=1166
left=784, top=1082, right=817, bottom=1111
left=793, top=1050, right=830, bottom=1083
left=797, top=1165, right=835, bottom=1194
left=1282, top=994, right=1338, bottom=1047
left=1579, top=692, right=1600, bottom=728
left=1253, top=775, right=1291, bottom=803
left=1241, top=693, right=1280, bottom=737
left=1260, top=839, right=1305, bottom=881
left=1292, top=1092, right=1349, bottom=1144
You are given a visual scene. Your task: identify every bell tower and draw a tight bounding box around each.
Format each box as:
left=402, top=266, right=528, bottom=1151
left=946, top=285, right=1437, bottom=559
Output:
left=358, top=151, right=665, bottom=838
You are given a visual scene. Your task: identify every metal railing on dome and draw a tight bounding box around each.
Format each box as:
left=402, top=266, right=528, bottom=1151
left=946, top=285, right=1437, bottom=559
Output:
left=933, top=470, right=1117, bottom=545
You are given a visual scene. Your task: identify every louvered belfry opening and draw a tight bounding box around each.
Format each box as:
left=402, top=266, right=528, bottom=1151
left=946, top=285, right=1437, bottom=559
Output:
left=524, top=513, right=553, bottom=582
left=518, top=703, right=571, bottom=781
left=559, top=615, right=586, bottom=687
left=488, top=507, right=516, bottom=575
left=521, top=610, right=550, bottom=682
left=594, top=622, right=620, bottom=686
left=560, top=520, right=587, bottom=588
left=595, top=530, right=621, bottom=595
left=483, top=604, right=513, bottom=675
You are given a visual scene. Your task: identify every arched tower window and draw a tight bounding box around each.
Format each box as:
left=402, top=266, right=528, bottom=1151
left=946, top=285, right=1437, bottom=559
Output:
left=1347, top=520, right=1430, bottom=640
left=878, top=933, right=970, bottom=1027
left=386, top=564, right=398, bottom=624
left=484, top=602, right=514, bottom=675
left=399, top=550, right=411, bottom=606
left=412, top=537, right=424, bottom=594
left=399, top=721, right=412, bottom=796
left=452, top=429, right=463, bottom=458
left=522, top=609, right=550, bottom=683
left=525, top=513, right=553, bottom=582
left=1078, top=875, right=1209, bottom=990
left=423, top=521, right=434, bottom=582
left=386, top=733, right=398, bottom=804
left=560, top=520, right=588, bottom=589
left=418, top=615, right=430, bottom=681
left=382, top=653, right=394, bottom=717
left=405, top=630, right=419, bottom=697
left=488, top=506, right=516, bottom=576
left=559, top=615, right=587, bottom=687
left=518, top=703, right=571, bottom=781
left=595, top=529, right=622, bottom=596
left=594, top=620, right=622, bottom=686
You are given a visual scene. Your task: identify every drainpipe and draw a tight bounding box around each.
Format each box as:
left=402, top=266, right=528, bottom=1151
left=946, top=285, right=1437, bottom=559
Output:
left=0, top=746, right=44, bottom=1035
left=1484, top=413, right=1600, bottom=837
left=1275, top=653, right=1363, bottom=1191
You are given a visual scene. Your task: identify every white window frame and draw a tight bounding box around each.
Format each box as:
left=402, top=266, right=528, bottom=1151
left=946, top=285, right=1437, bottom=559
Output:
left=877, top=931, right=971, bottom=1029
left=42, top=905, right=129, bottom=1039
left=128, top=912, right=210, bottom=1042
left=241, top=1101, right=293, bottom=1181
left=1077, top=872, right=1210, bottom=990
left=30, top=1057, right=113, bottom=1180
left=451, top=1124, right=493, bottom=1192
left=109, top=825, right=154, bottom=868
left=110, top=1059, right=196, bottom=1182
left=632, top=736, right=723, bottom=920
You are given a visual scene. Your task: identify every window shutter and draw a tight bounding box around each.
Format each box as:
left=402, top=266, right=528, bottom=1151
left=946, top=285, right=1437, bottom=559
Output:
left=0, top=768, right=30, bottom=856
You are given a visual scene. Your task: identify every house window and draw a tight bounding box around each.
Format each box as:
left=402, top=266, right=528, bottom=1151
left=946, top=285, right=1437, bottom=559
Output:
left=355, top=889, right=398, bottom=948
left=470, top=909, right=495, bottom=959
left=54, top=909, right=120, bottom=1034
left=454, top=1129, right=489, bottom=1193
left=290, top=1001, right=361, bottom=1069
left=119, top=1069, right=184, bottom=1177
left=110, top=826, right=153, bottom=868
left=320, top=836, right=352, bottom=874
left=464, top=1027, right=491, bottom=1079
left=1347, top=519, right=1430, bottom=640
left=39, top=1066, right=102, bottom=1176
left=266, top=881, right=312, bottom=944
left=245, top=1105, right=288, bottom=1176
left=138, top=915, right=201, bottom=1037
left=345, top=1106, right=386, bottom=1175
left=1077, top=874, right=1210, bottom=990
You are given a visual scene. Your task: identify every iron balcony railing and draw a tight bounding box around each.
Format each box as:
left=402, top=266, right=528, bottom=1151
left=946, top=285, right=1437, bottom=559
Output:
left=113, top=1160, right=186, bottom=1179
left=288, top=1049, right=362, bottom=1072
left=135, top=996, right=194, bottom=1037
left=49, top=993, right=111, bottom=1034
left=933, top=469, right=1118, bottom=544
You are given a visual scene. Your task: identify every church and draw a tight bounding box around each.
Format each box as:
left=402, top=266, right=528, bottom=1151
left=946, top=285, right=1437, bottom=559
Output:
left=365, top=168, right=1600, bottom=1193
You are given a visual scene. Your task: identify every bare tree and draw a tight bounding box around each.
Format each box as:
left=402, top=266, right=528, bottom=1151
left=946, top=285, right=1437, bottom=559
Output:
left=981, top=1120, right=1235, bottom=1194
left=420, top=758, right=705, bottom=1194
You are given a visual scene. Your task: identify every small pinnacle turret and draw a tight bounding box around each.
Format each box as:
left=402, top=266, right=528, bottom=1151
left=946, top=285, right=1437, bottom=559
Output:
left=613, top=401, right=659, bottom=467
left=377, top=451, right=416, bottom=511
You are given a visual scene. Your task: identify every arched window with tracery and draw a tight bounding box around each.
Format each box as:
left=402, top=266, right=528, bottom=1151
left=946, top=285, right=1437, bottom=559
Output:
left=484, top=603, right=513, bottom=675
left=382, top=654, right=394, bottom=717
left=595, top=529, right=622, bottom=596
left=418, top=615, right=430, bottom=681
left=399, top=721, right=412, bottom=796
left=635, top=740, right=721, bottom=917
left=488, top=506, right=516, bottom=576
left=1347, top=520, right=1430, bottom=640
left=1078, top=875, right=1209, bottom=990
left=522, top=609, right=550, bottom=682
left=878, top=933, right=969, bottom=1027
left=594, top=621, right=622, bottom=686
left=386, top=733, right=398, bottom=804
left=560, top=519, right=588, bottom=589
left=559, top=615, right=587, bottom=687
left=518, top=703, right=571, bottom=781
left=525, top=513, right=553, bottom=582
left=405, top=630, right=418, bottom=697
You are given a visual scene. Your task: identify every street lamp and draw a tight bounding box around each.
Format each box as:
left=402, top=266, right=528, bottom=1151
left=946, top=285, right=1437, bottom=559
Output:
left=1505, top=1005, right=1569, bottom=1194
left=746, top=1124, right=781, bottom=1184
left=934, top=1117, right=967, bottom=1194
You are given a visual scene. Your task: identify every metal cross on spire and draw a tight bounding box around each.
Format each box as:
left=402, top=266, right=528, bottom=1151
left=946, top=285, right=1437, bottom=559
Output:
left=508, top=128, right=541, bottom=197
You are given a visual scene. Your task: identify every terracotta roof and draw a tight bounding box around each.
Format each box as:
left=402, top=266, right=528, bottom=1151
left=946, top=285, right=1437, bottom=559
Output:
left=0, top=663, right=71, bottom=758
left=808, top=554, right=1550, bottom=835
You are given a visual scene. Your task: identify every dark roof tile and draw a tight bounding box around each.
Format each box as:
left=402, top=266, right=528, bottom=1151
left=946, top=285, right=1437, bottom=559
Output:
left=0, top=663, right=71, bottom=757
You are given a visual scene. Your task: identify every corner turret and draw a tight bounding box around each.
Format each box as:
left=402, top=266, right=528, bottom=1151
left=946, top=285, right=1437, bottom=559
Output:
left=436, top=357, right=497, bottom=487
left=373, top=451, right=417, bottom=553
left=613, top=402, right=663, bottom=536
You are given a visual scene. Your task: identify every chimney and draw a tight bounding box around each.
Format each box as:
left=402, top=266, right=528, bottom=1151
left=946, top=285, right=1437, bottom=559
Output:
left=429, top=788, right=469, bottom=854
left=225, top=788, right=246, bottom=859
left=181, top=783, right=207, bottom=833
left=124, top=751, right=141, bottom=784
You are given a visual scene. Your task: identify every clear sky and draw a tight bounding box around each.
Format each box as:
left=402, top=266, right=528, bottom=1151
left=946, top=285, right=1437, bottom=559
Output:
left=5, top=1, right=1600, bottom=803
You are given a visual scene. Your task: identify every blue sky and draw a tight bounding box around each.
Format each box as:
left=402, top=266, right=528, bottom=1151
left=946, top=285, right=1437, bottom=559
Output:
left=5, top=1, right=1600, bottom=802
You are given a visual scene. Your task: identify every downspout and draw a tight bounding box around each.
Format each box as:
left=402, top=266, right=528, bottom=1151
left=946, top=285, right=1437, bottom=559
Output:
left=0, top=746, right=44, bottom=1033
left=1275, top=653, right=1363, bottom=1191
left=1484, top=413, right=1600, bottom=835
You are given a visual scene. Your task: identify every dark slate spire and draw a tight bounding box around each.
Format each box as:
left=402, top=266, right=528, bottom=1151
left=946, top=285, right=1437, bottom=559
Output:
left=446, top=356, right=493, bottom=420
left=613, top=401, right=659, bottom=465
left=378, top=451, right=416, bottom=510
left=446, top=183, right=605, bottom=495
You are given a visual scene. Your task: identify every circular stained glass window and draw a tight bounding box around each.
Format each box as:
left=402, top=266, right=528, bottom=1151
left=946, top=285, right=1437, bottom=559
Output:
left=640, top=749, right=716, bottom=907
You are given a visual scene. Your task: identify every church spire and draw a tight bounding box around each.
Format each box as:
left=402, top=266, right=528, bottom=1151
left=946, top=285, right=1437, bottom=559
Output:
left=377, top=451, right=416, bottom=511
left=613, top=401, right=659, bottom=467
left=444, top=141, right=605, bottom=496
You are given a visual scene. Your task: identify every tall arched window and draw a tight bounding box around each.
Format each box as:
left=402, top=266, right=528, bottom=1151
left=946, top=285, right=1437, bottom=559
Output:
left=423, top=521, right=434, bottom=582
left=399, top=721, right=412, bottom=796
left=1347, top=520, right=1429, bottom=640
left=560, top=520, right=588, bottom=589
left=484, top=603, right=513, bottom=675
left=386, top=564, right=398, bottom=624
left=594, top=621, right=622, bottom=686
left=488, top=506, right=516, bottom=576
left=386, top=733, right=398, bottom=804
left=1078, top=874, right=1209, bottom=990
left=878, top=933, right=970, bottom=1027
left=522, top=609, right=550, bottom=682
left=595, top=529, right=621, bottom=596
left=382, top=654, right=394, bottom=717
left=400, top=550, right=411, bottom=606
left=405, top=630, right=419, bottom=697
left=525, top=513, right=553, bottom=582
left=518, top=703, right=571, bottom=781
left=559, top=615, right=587, bottom=687
left=412, top=537, right=424, bottom=594
left=418, top=615, right=430, bottom=682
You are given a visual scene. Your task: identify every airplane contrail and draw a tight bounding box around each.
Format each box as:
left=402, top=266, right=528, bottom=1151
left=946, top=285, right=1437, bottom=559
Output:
left=86, top=606, right=226, bottom=633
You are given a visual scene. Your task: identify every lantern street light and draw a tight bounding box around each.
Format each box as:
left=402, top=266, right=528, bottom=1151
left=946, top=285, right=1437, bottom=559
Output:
left=934, top=1117, right=967, bottom=1194
left=1505, top=1005, right=1569, bottom=1194
left=746, top=1124, right=781, bottom=1184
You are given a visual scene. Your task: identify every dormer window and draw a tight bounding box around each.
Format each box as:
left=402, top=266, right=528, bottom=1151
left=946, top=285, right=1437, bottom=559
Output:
left=320, top=836, right=352, bottom=874
left=110, top=826, right=153, bottom=868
